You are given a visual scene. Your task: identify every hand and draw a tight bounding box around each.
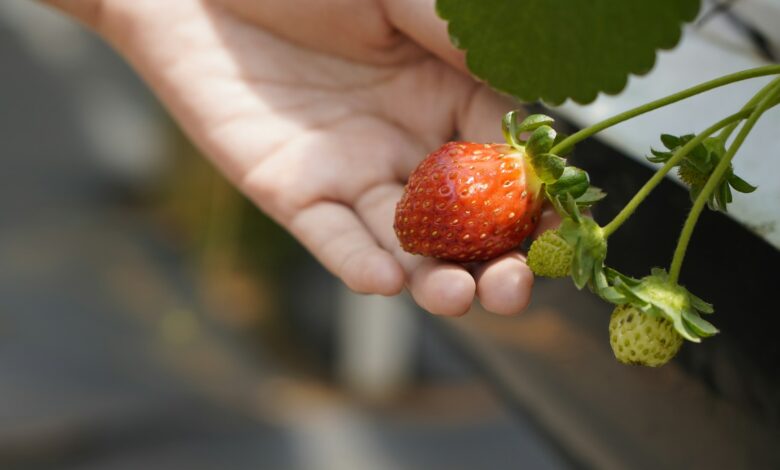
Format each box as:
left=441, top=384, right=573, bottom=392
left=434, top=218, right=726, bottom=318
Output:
left=50, top=0, right=553, bottom=316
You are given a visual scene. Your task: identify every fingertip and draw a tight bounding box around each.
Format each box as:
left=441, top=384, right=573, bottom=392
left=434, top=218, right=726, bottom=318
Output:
left=370, top=254, right=406, bottom=296
left=411, top=263, right=475, bottom=317
left=343, top=250, right=405, bottom=296
left=475, top=253, right=534, bottom=316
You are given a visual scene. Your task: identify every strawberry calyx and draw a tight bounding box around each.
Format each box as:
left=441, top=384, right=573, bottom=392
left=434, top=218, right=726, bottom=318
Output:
left=502, top=111, right=565, bottom=184
left=555, top=210, right=607, bottom=290
left=502, top=111, right=607, bottom=211
left=605, top=268, right=718, bottom=342
left=647, top=133, right=757, bottom=212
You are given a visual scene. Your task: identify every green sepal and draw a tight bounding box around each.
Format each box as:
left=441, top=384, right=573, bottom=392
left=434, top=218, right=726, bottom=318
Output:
left=716, top=183, right=732, bottom=213
left=517, top=114, right=555, bottom=133
left=547, top=166, right=590, bottom=198
left=682, top=309, right=719, bottom=337
left=575, top=186, right=607, bottom=207
left=689, top=292, right=714, bottom=314
left=526, top=126, right=557, bottom=157
left=571, top=241, right=594, bottom=289
left=647, top=148, right=672, bottom=163
left=605, top=267, right=642, bottom=288
left=728, top=173, right=757, bottom=193
left=533, top=153, right=567, bottom=184
left=558, top=217, right=607, bottom=290
left=689, top=142, right=710, bottom=165
left=661, top=133, right=681, bottom=149
left=551, top=192, right=583, bottom=222
left=592, top=267, right=629, bottom=304
left=501, top=110, right=524, bottom=148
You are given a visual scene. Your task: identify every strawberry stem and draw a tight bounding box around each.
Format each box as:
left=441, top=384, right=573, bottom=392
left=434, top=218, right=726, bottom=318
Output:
left=668, top=78, right=780, bottom=284
left=602, top=79, right=780, bottom=238
left=601, top=109, right=752, bottom=237
left=549, top=65, right=780, bottom=156
left=716, top=91, right=780, bottom=146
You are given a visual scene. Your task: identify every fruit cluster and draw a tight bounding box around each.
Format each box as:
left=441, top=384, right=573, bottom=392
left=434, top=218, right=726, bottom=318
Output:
left=394, top=71, right=780, bottom=367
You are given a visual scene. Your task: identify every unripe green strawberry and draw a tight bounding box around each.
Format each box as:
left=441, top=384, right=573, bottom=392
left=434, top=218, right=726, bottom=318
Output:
left=527, top=230, right=573, bottom=278
left=677, top=161, right=709, bottom=189
left=609, top=304, right=683, bottom=367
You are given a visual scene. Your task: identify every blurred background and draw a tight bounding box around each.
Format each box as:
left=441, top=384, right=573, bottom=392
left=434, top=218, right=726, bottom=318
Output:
left=0, top=1, right=778, bottom=469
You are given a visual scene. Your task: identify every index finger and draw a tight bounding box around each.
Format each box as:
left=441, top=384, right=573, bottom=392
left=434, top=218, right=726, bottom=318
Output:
left=383, top=0, right=467, bottom=72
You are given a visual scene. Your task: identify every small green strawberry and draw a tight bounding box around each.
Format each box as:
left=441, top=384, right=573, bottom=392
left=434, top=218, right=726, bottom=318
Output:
left=677, top=160, right=709, bottom=189
left=527, top=230, right=573, bottom=278
left=647, top=134, right=756, bottom=212
left=609, top=304, right=683, bottom=367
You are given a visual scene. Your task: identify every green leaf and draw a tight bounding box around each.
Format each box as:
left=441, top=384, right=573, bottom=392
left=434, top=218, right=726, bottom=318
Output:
left=561, top=217, right=607, bottom=290
left=436, top=0, right=700, bottom=104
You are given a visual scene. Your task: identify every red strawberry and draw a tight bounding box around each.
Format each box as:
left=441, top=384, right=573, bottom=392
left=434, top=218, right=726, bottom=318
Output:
left=394, top=142, right=543, bottom=262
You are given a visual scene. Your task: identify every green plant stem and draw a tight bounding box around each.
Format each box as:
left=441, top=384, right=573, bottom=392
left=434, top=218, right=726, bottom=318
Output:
left=600, top=109, right=751, bottom=237
left=668, top=79, right=780, bottom=284
left=550, top=65, right=780, bottom=155
left=717, top=89, right=780, bottom=145
left=601, top=81, right=780, bottom=238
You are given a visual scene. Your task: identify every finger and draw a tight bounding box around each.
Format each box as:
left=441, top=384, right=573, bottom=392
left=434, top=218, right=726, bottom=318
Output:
left=288, top=201, right=405, bottom=296
left=457, top=85, right=519, bottom=143
left=532, top=205, right=564, bottom=237
left=473, top=252, right=534, bottom=316
left=383, top=0, right=466, bottom=71
left=355, top=183, right=476, bottom=316
left=406, top=258, right=476, bottom=317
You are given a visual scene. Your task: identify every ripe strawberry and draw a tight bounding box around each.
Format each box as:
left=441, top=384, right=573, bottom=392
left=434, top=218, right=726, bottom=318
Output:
left=394, top=142, right=543, bottom=262
left=527, top=230, right=573, bottom=278
left=608, top=304, right=683, bottom=367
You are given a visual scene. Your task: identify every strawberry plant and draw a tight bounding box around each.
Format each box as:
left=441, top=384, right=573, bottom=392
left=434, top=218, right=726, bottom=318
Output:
left=394, top=1, right=780, bottom=366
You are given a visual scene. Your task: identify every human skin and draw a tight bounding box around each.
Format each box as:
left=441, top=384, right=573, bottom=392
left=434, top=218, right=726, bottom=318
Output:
left=42, top=0, right=558, bottom=316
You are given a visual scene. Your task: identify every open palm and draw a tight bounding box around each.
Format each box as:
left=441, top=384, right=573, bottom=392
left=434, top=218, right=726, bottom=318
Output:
left=90, top=0, right=548, bottom=316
